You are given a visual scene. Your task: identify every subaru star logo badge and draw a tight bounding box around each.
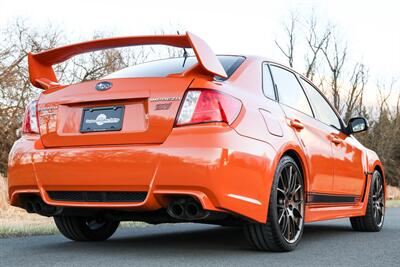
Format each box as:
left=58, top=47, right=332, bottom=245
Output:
left=95, top=81, right=112, bottom=91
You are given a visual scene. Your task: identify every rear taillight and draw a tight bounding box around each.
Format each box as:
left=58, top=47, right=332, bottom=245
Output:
left=22, top=100, right=39, bottom=134
left=175, top=90, right=242, bottom=126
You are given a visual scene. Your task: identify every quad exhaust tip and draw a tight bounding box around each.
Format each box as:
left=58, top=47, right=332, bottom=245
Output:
left=167, top=197, right=209, bottom=220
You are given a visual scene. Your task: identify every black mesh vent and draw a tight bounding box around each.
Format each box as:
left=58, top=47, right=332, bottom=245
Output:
left=47, top=191, right=147, bottom=203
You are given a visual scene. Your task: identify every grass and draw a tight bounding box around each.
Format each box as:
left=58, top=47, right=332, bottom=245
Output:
left=0, top=207, right=58, bottom=238
left=0, top=223, right=59, bottom=238
left=0, top=208, right=148, bottom=238
left=386, top=199, right=400, bottom=208
left=0, top=220, right=148, bottom=239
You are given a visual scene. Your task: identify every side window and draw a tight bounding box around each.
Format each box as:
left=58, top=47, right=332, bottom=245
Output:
left=269, top=65, right=313, bottom=116
left=301, top=78, right=341, bottom=129
left=262, top=63, right=276, bottom=100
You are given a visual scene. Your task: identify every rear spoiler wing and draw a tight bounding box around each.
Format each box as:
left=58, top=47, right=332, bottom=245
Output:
left=28, top=32, right=227, bottom=89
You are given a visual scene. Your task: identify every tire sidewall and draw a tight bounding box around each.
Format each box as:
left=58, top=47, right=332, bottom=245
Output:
left=269, top=156, right=305, bottom=250
left=54, top=216, right=120, bottom=241
left=369, top=171, right=385, bottom=230
left=79, top=217, right=120, bottom=241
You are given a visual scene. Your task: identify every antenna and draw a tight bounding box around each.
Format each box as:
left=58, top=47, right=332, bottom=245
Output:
left=177, top=31, right=188, bottom=67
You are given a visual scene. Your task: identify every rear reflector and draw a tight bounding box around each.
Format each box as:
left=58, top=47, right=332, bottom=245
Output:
left=175, top=89, right=241, bottom=126
left=22, top=99, right=39, bottom=134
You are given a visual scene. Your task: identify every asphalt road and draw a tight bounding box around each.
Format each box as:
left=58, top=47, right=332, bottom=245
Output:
left=1, top=208, right=399, bottom=267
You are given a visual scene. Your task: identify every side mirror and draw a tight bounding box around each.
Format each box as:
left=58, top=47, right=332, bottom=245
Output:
left=347, top=117, right=369, bottom=134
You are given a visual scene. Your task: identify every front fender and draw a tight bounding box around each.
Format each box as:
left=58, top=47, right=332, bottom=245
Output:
left=366, top=149, right=385, bottom=177
left=365, top=148, right=386, bottom=204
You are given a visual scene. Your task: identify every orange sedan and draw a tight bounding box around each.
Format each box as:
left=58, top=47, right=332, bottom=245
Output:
left=8, top=32, right=385, bottom=251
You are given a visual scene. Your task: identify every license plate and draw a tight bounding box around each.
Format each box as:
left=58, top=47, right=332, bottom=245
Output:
left=80, top=106, right=124, bottom=133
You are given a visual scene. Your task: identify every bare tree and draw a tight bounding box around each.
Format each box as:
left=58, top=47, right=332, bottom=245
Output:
left=275, top=12, right=298, bottom=67
left=321, top=37, right=347, bottom=111
left=0, top=20, right=62, bottom=174
left=59, top=32, right=151, bottom=84
left=304, top=14, right=331, bottom=81
left=344, top=63, right=368, bottom=122
left=376, top=79, right=396, bottom=114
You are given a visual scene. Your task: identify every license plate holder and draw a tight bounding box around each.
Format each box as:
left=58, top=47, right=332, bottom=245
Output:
left=80, top=106, right=124, bottom=133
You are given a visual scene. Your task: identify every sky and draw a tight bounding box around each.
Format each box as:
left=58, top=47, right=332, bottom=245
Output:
left=0, top=0, right=399, bottom=103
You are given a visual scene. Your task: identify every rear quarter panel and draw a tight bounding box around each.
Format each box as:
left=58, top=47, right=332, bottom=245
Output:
left=191, top=56, right=311, bottom=203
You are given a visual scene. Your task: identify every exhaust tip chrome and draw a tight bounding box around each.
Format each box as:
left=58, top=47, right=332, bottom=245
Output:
left=167, top=197, right=209, bottom=220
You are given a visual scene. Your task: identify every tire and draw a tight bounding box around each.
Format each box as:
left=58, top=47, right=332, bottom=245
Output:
left=54, top=216, right=120, bottom=241
left=350, top=170, right=385, bottom=232
left=244, top=155, right=305, bottom=252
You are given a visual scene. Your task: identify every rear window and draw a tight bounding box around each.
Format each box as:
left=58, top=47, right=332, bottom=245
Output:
left=104, top=55, right=245, bottom=80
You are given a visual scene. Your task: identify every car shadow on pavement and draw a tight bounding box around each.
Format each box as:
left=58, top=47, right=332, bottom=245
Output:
left=302, top=222, right=354, bottom=242
left=32, top=222, right=355, bottom=255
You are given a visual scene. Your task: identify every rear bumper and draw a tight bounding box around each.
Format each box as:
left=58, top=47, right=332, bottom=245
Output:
left=8, top=125, right=276, bottom=223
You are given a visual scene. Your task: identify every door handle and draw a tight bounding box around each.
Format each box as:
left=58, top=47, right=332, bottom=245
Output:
left=330, top=134, right=343, bottom=145
left=289, top=119, right=304, bottom=130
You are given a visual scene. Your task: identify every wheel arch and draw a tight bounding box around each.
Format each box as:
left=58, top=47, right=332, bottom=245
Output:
left=373, top=163, right=386, bottom=201
left=278, top=146, right=309, bottom=193
left=369, top=160, right=386, bottom=190
left=374, top=164, right=384, bottom=180
left=261, top=142, right=309, bottom=223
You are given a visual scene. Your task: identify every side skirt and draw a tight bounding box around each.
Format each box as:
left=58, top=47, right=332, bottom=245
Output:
left=304, top=193, right=364, bottom=223
left=304, top=173, right=373, bottom=223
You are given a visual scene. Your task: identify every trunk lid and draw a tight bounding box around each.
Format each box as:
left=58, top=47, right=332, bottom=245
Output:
left=37, top=77, right=193, bottom=147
